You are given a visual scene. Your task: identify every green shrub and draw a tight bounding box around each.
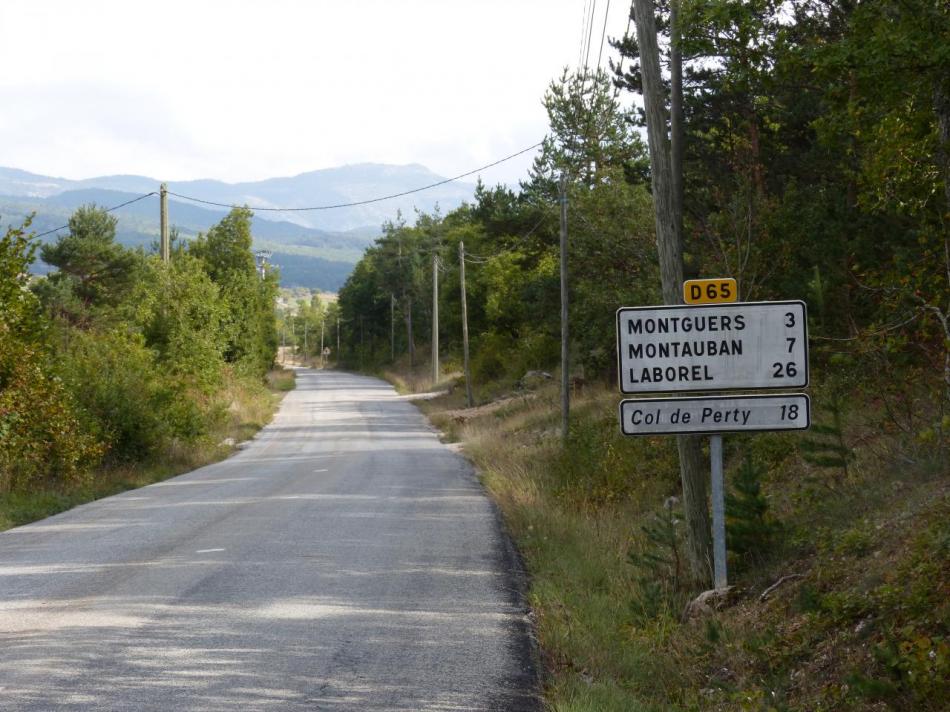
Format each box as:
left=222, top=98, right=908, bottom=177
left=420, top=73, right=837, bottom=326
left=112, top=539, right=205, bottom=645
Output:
left=0, top=330, right=103, bottom=491
left=627, top=500, right=689, bottom=623
left=56, top=328, right=206, bottom=460
left=726, top=457, right=782, bottom=569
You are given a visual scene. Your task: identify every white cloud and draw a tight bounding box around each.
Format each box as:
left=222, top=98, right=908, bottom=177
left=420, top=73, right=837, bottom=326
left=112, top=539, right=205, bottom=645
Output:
left=0, top=0, right=634, bottom=186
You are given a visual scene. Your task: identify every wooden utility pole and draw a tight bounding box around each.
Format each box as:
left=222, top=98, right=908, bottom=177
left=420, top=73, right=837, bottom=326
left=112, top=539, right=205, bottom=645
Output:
left=406, top=298, right=415, bottom=368
left=432, top=252, right=440, bottom=385
left=459, top=241, right=474, bottom=408
left=336, top=318, right=340, bottom=360
left=559, top=174, right=570, bottom=443
left=320, top=319, right=325, bottom=368
left=159, top=183, right=169, bottom=263
left=390, top=293, right=396, bottom=362
left=633, top=0, right=712, bottom=586
left=670, top=0, right=684, bottom=246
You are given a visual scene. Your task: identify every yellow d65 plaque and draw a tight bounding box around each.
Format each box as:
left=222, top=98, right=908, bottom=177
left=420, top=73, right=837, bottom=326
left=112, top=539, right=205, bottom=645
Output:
left=683, top=278, right=738, bottom=304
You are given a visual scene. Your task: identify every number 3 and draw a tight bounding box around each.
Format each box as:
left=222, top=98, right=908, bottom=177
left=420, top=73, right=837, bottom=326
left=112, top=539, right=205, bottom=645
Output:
left=784, top=312, right=795, bottom=328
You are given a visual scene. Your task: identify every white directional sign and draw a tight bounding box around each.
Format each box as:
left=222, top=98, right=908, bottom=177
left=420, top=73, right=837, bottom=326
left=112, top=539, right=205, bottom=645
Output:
left=616, top=301, right=808, bottom=394
left=619, top=394, right=810, bottom=436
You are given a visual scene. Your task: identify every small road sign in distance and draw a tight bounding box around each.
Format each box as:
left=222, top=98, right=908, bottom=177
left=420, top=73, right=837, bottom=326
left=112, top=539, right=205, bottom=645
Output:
left=620, top=393, right=810, bottom=436
left=683, top=278, right=738, bottom=304
left=617, top=301, right=808, bottom=394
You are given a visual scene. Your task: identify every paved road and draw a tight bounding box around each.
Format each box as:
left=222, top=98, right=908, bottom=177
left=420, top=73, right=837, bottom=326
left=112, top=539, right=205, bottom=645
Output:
left=0, top=370, right=538, bottom=711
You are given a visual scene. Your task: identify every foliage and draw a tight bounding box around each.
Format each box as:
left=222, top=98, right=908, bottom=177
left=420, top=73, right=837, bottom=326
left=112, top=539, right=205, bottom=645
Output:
left=1, top=203, right=278, bottom=493
left=130, top=254, right=227, bottom=390
left=337, top=69, right=656, bottom=384
left=190, top=207, right=279, bottom=376
left=627, top=500, right=687, bottom=623
left=725, top=457, right=780, bottom=568
left=0, top=332, right=103, bottom=491
left=800, top=391, right=853, bottom=485
left=0, top=216, right=41, bottom=336
left=54, top=328, right=207, bottom=461
left=36, top=205, right=141, bottom=325
left=0, top=217, right=102, bottom=491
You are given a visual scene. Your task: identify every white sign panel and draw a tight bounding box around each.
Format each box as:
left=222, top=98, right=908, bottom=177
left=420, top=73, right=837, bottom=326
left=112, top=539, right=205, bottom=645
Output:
left=616, top=301, right=808, bottom=394
left=620, top=394, right=810, bottom=436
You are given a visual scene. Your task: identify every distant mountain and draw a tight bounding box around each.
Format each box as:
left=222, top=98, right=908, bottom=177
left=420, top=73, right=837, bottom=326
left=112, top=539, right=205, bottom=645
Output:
left=0, top=187, right=372, bottom=291
left=0, top=163, right=477, bottom=233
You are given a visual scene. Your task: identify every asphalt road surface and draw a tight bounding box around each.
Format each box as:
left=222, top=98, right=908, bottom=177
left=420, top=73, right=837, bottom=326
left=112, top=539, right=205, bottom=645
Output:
left=0, top=369, right=538, bottom=711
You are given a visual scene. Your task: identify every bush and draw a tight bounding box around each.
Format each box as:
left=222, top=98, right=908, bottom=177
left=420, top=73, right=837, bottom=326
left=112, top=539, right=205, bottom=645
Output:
left=726, top=457, right=782, bottom=569
left=0, top=329, right=103, bottom=491
left=56, top=328, right=207, bottom=461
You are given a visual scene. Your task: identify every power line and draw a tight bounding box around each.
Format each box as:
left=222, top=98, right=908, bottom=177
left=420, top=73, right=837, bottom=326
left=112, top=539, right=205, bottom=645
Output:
left=461, top=212, right=552, bottom=265
left=597, top=0, right=612, bottom=72
left=167, top=142, right=543, bottom=212
left=33, top=192, right=158, bottom=239
left=578, top=0, right=592, bottom=67
left=584, top=0, right=598, bottom=71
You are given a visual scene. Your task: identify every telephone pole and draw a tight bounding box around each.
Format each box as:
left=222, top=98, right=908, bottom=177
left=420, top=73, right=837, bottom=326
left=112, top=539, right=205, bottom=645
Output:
left=160, top=183, right=169, bottom=263
left=432, top=252, right=439, bottom=385
left=459, top=242, right=474, bottom=408
left=559, top=173, right=570, bottom=443
left=390, top=293, right=396, bottom=362
left=320, top=319, right=325, bottom=368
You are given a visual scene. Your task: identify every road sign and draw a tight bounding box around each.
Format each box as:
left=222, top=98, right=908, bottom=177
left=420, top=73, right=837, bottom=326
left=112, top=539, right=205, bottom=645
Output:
left=619, top=393, right=810, bottom=436
left=616, top=300, right=808, bottom=394
left=683, top=278, right=737, bottom=304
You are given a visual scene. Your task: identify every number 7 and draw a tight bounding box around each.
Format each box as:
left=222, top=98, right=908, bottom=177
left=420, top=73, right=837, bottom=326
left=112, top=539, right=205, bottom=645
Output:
left=786, top=337, right=796, bottom=353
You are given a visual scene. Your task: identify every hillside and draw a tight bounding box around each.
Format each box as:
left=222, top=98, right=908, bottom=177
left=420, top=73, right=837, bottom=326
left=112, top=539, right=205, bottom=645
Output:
left=0, top=163, right=477, bottom=232
left=0, top=188, right=370, bottom=290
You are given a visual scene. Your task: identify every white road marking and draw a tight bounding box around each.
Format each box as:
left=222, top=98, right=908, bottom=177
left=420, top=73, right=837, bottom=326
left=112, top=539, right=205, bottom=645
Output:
left=195, top=549, right=225, bottom=554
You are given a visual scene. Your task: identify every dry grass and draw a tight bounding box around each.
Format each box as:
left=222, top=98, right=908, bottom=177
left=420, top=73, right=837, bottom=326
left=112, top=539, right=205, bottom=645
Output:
left=411, top=371, right=949, bottom=711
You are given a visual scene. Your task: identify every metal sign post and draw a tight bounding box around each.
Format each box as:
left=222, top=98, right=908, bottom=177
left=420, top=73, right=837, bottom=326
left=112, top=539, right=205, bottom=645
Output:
left=709, top=434, right=727, bottom=589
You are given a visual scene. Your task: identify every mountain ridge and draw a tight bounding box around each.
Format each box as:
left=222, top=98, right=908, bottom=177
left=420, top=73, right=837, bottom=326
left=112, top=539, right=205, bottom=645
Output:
left=0, top=163, right=476, bottom=232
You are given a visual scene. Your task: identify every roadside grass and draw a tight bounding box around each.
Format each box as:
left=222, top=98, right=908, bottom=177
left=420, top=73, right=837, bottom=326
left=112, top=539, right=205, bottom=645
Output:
left=0, top=366, right=295, bottom=532
left=375, top=352, right=472, bottom=397
left=411, top=371, right=948, bottom=711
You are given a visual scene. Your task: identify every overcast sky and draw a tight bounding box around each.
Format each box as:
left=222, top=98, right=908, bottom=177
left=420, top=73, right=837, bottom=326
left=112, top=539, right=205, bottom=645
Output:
left=0, top=0, right=633, bottom=188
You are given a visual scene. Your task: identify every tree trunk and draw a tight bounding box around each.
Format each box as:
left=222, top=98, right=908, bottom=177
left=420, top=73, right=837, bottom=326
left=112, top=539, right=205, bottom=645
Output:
left=633, top=0, right=713, bottom=587
left=935, top=76, right=950, bottom=214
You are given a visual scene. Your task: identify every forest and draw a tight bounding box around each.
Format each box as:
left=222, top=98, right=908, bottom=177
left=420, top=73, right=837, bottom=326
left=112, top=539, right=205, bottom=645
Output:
left=336, top=1, right=949, bottom=709
left=338, top=0, right=948, bottom=403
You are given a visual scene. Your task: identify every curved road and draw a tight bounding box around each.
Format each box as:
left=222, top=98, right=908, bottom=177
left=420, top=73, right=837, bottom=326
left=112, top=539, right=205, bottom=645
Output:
left=0, top=369, right=538, bottom=711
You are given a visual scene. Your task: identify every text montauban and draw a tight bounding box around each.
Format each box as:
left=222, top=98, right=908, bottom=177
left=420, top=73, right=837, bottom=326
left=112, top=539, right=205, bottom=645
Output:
left=625, top=314, right=747, bottom=384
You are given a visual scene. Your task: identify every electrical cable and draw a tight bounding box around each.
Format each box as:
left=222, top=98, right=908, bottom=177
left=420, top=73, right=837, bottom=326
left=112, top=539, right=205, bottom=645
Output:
left=578, top=0, right=592, bottom=68
left=596, top=0, right=611, bottom=72
left=167, top=142, right=543, bottom=212
left=584, top=0, right=598, bottom=71
left=33, top=191, right=158, bottom=239
left=461, top=211, right=552, bottom=266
